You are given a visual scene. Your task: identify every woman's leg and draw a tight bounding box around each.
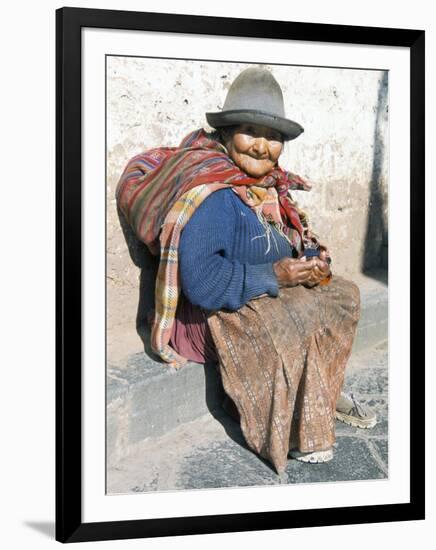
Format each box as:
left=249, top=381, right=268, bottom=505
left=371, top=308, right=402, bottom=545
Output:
left=288, top=276, right=361, bottom=454
left=207, top=275, right=360, bottom=475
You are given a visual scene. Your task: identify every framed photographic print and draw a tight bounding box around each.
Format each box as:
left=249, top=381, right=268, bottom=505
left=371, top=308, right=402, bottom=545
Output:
left=56, top=6, right=425, bottom=543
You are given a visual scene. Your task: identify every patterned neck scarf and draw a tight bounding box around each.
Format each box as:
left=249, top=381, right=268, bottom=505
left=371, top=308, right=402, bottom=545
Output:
left=184, top=129, right=312, bottom=250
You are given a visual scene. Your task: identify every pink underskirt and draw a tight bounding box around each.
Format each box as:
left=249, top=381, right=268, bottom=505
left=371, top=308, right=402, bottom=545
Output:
left=169, top=293, right=218, bottom=364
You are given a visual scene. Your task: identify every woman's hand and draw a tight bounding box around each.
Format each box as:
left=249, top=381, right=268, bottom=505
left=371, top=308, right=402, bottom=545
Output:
left=273, top=256, right=331, bottom=289
left=303, top=257, right=331, bottom=288
left=318, top=244, right=331, bottom=264
left=273, top=258, right=318, bottom=288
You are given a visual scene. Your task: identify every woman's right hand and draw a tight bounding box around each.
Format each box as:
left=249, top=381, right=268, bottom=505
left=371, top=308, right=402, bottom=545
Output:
left=303, top=257, right=331, bottom=287
left=273, top=257, right=318, bottom=288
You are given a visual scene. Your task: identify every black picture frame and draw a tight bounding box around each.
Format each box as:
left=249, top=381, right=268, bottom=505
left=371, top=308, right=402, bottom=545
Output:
left=56, top=6, right=425, bottom=543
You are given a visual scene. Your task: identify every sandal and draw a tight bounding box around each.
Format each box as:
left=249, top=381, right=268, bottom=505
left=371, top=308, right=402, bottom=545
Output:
left=289, top=448, right=334, bottom=463
left=335, top=391, right=377, bottom=429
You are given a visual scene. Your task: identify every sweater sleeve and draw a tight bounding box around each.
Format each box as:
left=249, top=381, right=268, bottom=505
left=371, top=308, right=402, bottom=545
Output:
left=178, top=189, right=279, bottom=311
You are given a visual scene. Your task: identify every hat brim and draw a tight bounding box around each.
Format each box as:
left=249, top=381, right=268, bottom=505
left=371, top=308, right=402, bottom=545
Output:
left=205, top=109, right=304, bottom=141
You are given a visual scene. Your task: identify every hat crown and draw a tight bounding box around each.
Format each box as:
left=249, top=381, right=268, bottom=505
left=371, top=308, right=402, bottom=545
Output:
left=205, top=66, right=304, bottom=141
left=222, top=67, right=285, bottom=118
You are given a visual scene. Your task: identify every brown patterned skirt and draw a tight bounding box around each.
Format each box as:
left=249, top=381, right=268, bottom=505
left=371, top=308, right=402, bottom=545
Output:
left=206, top=276, right=360, bottom=474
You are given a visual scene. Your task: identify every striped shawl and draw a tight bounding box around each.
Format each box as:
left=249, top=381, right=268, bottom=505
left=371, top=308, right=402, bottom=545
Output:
left=116, top=128, right=311, bottom=368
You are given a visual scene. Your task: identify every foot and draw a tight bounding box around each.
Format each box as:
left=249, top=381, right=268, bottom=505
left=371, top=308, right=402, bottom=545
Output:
left=289, top=448, right=334, bottom=464
left=335, top=391, right=377, bottom=429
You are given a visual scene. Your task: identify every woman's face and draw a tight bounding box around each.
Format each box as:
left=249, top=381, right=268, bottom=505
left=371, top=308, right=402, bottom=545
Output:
left=224, top=123, right=284, bottom=178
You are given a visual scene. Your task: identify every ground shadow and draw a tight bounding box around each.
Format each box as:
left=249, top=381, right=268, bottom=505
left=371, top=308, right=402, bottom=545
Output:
left=23, top=521, right=54, bottom=539
left=202, top=363, right=279, bottom=475
left=361, top=71, right=389, bottom=282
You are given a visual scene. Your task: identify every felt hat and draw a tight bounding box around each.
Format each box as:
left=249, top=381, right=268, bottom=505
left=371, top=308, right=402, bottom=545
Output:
left=206, top=67, right=304, bottom=141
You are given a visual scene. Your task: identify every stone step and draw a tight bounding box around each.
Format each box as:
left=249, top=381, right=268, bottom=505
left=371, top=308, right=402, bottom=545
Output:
left=107, top=271, right=388, bottom=467
left=107, top=339, right=388, bottom=493
left=350, top=271, right=388, bottom=354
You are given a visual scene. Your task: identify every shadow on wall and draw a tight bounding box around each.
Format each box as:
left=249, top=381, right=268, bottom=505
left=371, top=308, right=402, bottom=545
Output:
left=361, top=71, right=389, bottom=282
left=117, top=206, right=159, bottom=360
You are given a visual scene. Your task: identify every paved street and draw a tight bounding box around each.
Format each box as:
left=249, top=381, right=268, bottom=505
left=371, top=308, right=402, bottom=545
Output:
left=107, top=339, right=388, bottom=494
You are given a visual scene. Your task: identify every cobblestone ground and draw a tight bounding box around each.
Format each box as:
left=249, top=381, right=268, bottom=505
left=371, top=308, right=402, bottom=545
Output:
left=107, top=340, right=388, bottom=494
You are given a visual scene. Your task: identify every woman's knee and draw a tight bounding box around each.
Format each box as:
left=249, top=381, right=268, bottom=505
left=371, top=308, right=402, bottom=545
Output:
left=344, top=279, right=361, bottom=320
left=331, top=276, right=361, bottom=321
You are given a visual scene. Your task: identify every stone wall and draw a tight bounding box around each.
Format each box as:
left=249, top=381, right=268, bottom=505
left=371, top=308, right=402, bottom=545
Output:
left=106, top=57, right=388, bottom=364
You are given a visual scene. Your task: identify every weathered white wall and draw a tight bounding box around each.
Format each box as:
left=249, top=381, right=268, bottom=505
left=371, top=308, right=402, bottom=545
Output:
left=106, top=57, right=388, bottom=363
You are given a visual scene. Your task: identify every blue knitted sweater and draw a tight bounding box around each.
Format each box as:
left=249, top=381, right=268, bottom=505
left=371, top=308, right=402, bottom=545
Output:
left=179, top=188, right=295, bottom=311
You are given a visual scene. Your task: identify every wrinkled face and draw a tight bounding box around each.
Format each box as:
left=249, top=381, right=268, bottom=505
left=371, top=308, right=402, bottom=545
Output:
left=223, top=123, right=284, bottom=178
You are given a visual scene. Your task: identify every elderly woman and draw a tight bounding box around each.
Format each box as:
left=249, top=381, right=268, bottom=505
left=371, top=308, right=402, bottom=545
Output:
left=116, top=67, right=375, bottom=475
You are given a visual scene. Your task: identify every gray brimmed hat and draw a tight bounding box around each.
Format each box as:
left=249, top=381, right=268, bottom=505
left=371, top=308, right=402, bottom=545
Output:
left=206, top=67, right=304, bottom=141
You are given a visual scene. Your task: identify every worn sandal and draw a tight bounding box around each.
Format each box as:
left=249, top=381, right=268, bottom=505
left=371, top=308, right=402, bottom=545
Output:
left=335, top=391, right=377, bottom=429
left=289, top=448, right=334, bottom=463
